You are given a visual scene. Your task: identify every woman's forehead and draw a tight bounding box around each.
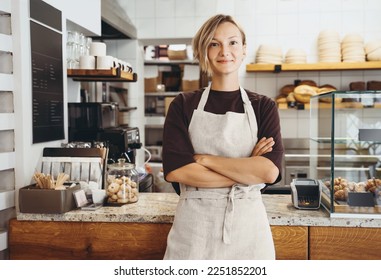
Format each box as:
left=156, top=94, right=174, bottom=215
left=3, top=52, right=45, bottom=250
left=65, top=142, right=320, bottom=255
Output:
left=213, top=22, right=242, bottom=40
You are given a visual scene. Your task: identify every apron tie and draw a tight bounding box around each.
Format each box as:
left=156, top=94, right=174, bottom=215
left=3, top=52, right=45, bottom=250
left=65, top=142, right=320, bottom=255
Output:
left=223, top=185, right=236, bottom=244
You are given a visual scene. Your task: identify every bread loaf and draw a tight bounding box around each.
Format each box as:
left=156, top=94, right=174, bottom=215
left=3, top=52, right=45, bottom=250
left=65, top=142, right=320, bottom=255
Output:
left=293, top=85, right=318, bottom=103
left=367, top=80, right=381, bottom=90
left=349, top=81, right=366, bottom=91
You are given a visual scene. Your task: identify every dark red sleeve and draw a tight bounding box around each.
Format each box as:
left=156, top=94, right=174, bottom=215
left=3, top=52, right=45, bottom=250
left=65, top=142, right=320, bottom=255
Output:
left=253, top=95, right=284, bottom=185
left=162, top=94, right=196, bottom=180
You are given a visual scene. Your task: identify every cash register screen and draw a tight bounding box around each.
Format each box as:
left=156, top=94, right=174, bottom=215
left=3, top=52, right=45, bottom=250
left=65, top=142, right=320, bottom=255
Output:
left=296, top=180, right=317, bottom=186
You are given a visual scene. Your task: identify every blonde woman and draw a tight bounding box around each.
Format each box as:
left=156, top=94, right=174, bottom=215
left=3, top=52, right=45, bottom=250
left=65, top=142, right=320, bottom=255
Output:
left=162, top=14, right=284, bottom=260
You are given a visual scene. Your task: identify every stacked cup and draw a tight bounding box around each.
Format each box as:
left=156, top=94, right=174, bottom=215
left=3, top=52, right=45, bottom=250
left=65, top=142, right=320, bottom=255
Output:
left=365, top=40, right=381, bottom=61
left=318, top=30, right=341, bottom=62
left=89, top=42, right=113, bottom=70
left=285, top=48, right=307, bottom=64
left=255, top=44, right=283, bottom=64
left=341, top=33, right=365, bottom=62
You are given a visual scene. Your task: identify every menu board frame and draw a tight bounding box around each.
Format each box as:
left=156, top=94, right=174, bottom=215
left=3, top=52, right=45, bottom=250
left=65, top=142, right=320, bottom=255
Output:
left=30, top=0, right=64, bottom=143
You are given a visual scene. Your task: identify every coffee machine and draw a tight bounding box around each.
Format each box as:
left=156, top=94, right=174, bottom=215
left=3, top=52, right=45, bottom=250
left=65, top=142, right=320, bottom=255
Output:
left=67, top=102, right=141, bottom=164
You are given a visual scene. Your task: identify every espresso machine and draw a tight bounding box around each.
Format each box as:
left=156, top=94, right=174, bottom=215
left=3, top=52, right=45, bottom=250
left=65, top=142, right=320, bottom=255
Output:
left=68, top=102, right=153, bottom=192
left=67, top=102, right=142, bottom=164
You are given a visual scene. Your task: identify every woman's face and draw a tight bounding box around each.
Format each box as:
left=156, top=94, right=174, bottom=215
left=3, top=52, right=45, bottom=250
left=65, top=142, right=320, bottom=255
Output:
left=207, top=22, right=246, bottom=77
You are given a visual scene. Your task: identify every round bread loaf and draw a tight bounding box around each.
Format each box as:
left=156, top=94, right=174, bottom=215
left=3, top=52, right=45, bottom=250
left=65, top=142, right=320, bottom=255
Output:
left=279, top=84, right=295, bottom=96
left=299, top=80, right=318, bottom=87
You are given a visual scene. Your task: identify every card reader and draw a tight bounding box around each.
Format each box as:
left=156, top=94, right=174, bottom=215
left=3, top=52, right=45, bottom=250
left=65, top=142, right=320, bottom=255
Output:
left=290, top=178, right=322, bottom=210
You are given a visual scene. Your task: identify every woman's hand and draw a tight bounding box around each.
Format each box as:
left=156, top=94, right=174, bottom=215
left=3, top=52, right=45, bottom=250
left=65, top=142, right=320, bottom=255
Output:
left=251, top=137, right=275, bottom=157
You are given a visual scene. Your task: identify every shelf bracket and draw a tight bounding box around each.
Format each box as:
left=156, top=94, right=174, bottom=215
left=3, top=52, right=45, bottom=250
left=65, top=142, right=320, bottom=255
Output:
left=274, top=64, right=282, bottom=73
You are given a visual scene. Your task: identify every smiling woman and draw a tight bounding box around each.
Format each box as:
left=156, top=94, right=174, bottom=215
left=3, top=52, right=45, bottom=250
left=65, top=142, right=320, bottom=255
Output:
left=162, top=14, right=284, bottom=260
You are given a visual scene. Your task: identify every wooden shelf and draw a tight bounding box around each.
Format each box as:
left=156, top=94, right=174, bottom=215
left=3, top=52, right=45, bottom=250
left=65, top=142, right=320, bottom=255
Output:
left=246, top=61, right=381, bottom=73
left=144, top=59, right=198, bottom=65
left=67, top=68, right=137, bottom=82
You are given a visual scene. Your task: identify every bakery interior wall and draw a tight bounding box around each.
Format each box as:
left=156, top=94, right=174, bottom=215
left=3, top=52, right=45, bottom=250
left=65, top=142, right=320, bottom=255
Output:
left=113, top=0, right=381, bottom=140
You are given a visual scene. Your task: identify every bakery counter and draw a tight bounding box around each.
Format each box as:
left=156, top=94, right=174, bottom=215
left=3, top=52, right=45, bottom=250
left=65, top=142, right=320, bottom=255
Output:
left=15, top=193, right=381, bottom=227
left=9, top=193, right=381, bottom=260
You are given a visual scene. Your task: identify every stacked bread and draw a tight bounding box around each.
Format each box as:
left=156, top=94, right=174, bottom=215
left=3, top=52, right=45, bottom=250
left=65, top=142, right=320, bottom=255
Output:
left=341, top=33, right=365, bottom=62
left=317, top=30, right=341, bottom=62
left=255, top=44, right=283, bottom=64
left=365, top=40, right=381, bottom=61
left=275, top=80, right=339, bottom=106
left=285, top=48, right=307, bottom=64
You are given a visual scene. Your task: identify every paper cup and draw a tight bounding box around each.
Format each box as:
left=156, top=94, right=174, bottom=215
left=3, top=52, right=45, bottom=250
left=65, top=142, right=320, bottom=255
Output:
left=96, top=56, right=114, bottom=70
left=79, top=55, right=95, bottom=69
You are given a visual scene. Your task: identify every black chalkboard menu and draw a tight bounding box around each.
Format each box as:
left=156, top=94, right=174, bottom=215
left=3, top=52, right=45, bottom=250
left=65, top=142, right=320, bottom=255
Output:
left=30, top=0, right=64, bottom=143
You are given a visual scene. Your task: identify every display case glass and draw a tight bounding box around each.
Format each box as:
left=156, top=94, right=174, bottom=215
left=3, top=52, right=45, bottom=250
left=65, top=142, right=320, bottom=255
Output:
left=310, top=91, right=381, bottom=217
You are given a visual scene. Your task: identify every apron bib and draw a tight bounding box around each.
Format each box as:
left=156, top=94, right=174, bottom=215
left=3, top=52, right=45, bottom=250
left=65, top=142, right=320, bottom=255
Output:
left=164, top=85, right=275, bottom=260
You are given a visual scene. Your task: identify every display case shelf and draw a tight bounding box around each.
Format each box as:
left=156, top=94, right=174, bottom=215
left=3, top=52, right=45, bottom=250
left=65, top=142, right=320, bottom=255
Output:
left=246, top=61, right=381, bottom=73
left=67, top=68, right=137, bottom=82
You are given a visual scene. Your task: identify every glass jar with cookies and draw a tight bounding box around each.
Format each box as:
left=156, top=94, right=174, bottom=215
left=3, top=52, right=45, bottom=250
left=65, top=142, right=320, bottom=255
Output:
left=106, top=158, right=139, bottom=205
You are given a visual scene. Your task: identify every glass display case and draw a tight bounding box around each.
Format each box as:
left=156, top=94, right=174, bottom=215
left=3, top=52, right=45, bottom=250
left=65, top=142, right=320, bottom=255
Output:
left=310, top=91, right=381, bottom=217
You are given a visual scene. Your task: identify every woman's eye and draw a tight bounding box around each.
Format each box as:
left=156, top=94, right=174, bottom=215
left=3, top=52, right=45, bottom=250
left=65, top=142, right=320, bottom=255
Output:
left=230, top=41, right=239, bottom=45
left=210, top=42, right=219, bottom=47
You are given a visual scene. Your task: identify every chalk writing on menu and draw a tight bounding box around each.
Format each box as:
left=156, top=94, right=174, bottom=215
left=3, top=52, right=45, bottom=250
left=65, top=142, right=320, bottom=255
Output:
left=30, top=0, right=64, bottom=143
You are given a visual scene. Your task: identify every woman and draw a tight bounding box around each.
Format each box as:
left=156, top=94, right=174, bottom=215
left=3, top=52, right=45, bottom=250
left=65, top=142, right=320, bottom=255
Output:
left=162, top=14, right=284, bottom=260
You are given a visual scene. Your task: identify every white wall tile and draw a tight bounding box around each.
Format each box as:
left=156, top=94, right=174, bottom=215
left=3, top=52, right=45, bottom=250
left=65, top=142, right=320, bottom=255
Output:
left=255, top=74, right=278, bottom=98
left=195, top=0, right=217, bottom=17
left=237, top=16, right=256, bottom=37
left=234, top=0, right=255, bottom=16
left=342, top=0, right=364, bottom=11
left=340, top=71, right=365, bottom=90
left=156, top=18, right=176, bottom=38
left=277, top=14, right=298, bottom=36
left=175, top=17, right=196, bottom=38
left=255, top=0, right=277, bottom=14
left=298, top=12, right=320, bottom=36
left=319, top=0, right=342, bottom=12
left=299, top=0, right=320, bottom=13
left=136, top=0, right=155, bottom=18
left=277, top=0, right=298, bottom=14
left=255, top=14, right=277, bottom=36
left=175, top=0, right=195, bottom=17
left=216, top=0, right=235, bottom=14
left=297, top=117, right=310, bottom=138
left=156, top=0, right=175, bottom=18
left=280, top=117, right=298, bottom=138
left=319, top=75, right=341, bottom=89
left=341, top=11, right=364, bottom=34
left=319, top=12, right=342, bottom=33
left=136, top=18, right=156, bottom=38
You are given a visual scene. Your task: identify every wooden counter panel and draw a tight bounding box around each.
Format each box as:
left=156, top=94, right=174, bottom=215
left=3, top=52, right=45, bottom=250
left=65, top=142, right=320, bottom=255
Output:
left=9, top=219, right=308, bottom=260
left=271, top=226, right=308, bottom=260
left=9, top=219, right=171, bottom=260
left=310, top=226, right=381, bottom=260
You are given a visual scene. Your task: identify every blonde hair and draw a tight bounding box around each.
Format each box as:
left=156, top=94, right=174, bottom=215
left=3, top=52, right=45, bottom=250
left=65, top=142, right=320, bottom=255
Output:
left=192, top=14, right=246, bottom=76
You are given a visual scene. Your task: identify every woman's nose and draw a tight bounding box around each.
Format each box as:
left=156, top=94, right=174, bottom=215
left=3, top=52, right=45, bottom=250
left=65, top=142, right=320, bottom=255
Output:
left=219, top=44, right=229, bottom=56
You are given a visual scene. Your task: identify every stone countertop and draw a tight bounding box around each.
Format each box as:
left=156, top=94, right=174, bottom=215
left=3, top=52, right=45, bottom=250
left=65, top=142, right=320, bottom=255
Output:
left=16, top=193, right=381, bottom=228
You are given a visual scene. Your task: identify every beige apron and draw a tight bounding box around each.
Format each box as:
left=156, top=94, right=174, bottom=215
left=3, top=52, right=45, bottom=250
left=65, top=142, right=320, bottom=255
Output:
left=164, top=85, right=275, bottom=260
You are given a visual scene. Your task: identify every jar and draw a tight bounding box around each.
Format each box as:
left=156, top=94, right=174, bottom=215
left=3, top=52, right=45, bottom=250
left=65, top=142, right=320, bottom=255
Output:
left=106, top=158, right=139, bottom=204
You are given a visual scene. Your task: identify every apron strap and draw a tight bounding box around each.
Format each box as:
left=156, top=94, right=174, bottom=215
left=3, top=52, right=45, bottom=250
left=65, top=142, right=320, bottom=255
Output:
left=240, top=86, right=258, bottom=142
left=197, top=85, right=258, bottom=142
